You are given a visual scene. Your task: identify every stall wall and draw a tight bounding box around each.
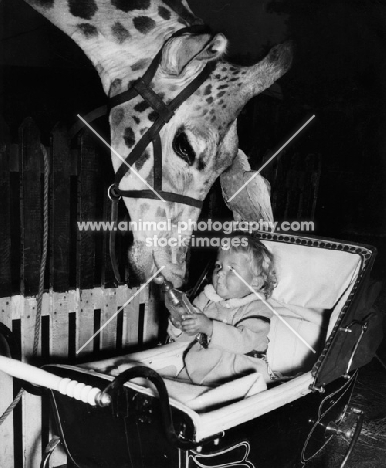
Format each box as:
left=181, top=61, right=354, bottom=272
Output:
left=0, top=117, right=160, bottom=467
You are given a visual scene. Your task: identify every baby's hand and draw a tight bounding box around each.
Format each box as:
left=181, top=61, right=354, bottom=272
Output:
left=181, top=313, right=213, bottom=336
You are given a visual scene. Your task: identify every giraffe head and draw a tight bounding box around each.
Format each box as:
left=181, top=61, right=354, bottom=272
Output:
left=109, top=33, right=292, bottom=286
left=24, top=0, right=292, bottom=286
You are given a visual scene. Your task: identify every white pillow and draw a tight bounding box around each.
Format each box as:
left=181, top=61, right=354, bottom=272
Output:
left=262, top=241, right=360, bottom=309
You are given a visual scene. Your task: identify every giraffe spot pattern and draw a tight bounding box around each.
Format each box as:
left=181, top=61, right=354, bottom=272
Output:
left=158, top=6, right=171, bottom=20
left=197, top=157, right=206, bottom=171
left=133, top=116, right=141, bottom=125
left=124, top=128, right=136, bottom=148
left=96, top=64, right=104, bottom=75
left=29, top=0, right=54, bottom=9
left=110, top=78, right=122, bottom=95
left=203, top=84, right=212, bottom=95
left=111, top=22, right=131, bottom=44
left=161, top=0, right=197, bottom=24
left=218, top=84, right=229, bottom=90
left=156, top=207, right=166, bottom=218
left=133, top=16, right=156, bottom=34
left=143, top=203, right=152, bottom=215
left=135, top=150, right=150, bottom=171
left=111, top=108, right=125, bottom=126
left=68, top=0, right=97, bottom=20
left=148, top=111, right=159, bottom=122
left=77, top=23, right=98, bottom=38
left=112, top=0, right=150, bottom=12
left=206, top=97, right=213, bottom=104
left=217, top=91, right=226, bottom=98
left=134, top=101, right=150, bottom=113
left=131, top=59, right=148, bottom=71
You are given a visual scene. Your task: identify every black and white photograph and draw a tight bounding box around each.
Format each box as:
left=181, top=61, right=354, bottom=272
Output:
left=1, top=1, right=386, bottom=467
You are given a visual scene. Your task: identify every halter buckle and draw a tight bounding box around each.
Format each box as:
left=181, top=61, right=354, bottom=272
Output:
left=108, top=184, right=122, bottom=201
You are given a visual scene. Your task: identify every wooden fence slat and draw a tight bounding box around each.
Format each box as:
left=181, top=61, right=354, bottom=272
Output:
left=77, top=129, right=98, bottom=290
left=0, top=370, right=15, bottom=468
left=19, top=118, right=42, bottom=296
left=101, top=288, right=118, bottom=350
left=0, top=117, right=12, bottom=296
left=0, top=298, right=15, bottom=468
left=142, top=285, right=159, bottom=345
left=22, top=391, right=42, bottom=468
left=48, top=293, right=69, bottom=468
left=50, top=292, right=69, bottom=359
left=76, top=290, right=95, bottom=357
left=51, top=123, right=71, bottom=292
left=120, top=286, right=140, bottom=348
left=21, top=297, right=42, bottom=468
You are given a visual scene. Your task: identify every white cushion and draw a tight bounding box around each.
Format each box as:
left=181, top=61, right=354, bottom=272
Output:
left=262, top=241, right=361, bottom=309
left=163, top=372, right=266, bottom=412
left=260, top=241, right=361, bottom=374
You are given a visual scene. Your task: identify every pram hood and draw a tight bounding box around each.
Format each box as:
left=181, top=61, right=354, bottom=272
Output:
left=259, top=233, right=382, bottom=388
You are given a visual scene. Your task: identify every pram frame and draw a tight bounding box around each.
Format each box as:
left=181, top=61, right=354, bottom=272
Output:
left=1, top=232, right=382, bottom=468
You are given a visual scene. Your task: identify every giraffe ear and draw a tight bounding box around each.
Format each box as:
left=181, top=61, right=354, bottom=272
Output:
left=161, top=33, right=227, bottom=76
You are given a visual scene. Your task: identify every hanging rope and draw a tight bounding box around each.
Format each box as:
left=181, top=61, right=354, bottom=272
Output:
left=0, top=144, right=50, bottom=425
left=0, top=388, right=24, bottom=426
left=34, top=146, right=49, bottom=357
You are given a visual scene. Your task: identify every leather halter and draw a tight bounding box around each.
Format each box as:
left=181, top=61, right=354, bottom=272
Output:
left=108, top=24, right=214, bottom=207
left=104, top=25, right=215, bottom=283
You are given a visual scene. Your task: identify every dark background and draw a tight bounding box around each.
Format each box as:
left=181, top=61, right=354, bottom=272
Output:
left=1, top=3, right=386, bottom=466
left=1, top=0, right=386, bottom=276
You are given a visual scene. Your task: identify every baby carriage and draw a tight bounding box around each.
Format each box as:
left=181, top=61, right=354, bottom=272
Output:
left=0, top=231, right=382, bottom=468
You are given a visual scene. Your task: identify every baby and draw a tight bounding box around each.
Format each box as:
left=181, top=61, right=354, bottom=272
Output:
left=167, top=232, right=277, bottom=387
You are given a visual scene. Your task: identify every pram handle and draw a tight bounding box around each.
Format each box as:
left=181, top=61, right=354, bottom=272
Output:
left=0, top=357, right=204, bottom=449
left=102, top=365, right=202, bottom=450
left=0, top=356, right=111, bottom=407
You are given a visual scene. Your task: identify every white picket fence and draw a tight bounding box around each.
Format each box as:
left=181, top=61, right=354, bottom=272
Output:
left=0, top=284, right=158, bottom=468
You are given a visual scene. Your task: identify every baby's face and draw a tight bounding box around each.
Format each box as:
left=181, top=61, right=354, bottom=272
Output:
left=212, top=249, right=255, bottom=300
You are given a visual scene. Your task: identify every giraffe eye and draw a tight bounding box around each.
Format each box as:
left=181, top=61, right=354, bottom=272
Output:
left=172, top=131, right=195, bottom=165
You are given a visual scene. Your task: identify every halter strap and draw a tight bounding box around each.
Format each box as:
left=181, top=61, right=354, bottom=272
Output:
left=105, top=25, right=214, bottom=282
left=112, top=60, right=214, bottom=193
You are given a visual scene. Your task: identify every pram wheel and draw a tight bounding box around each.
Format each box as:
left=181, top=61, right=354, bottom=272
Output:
left=302, top=407, right=363, bottom=468
left=300, top=373, right=363, bottom=467
left=326, top=407, right=363, bottom=468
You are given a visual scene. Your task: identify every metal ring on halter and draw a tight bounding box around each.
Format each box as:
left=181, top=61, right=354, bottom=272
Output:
left=108, top=184, right=122, bottom=201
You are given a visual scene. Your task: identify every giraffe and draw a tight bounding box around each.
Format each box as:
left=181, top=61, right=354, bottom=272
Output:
left=23, top=0, right=292, bottom=287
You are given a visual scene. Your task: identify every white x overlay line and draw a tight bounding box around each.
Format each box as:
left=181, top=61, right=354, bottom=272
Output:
left=76, top=266, right=165, bottom=354
left=227, top=115, right=316, bottom=203
left=230, top=267, right=316, bottom=353
left=77, top=115, right=166, bottom=203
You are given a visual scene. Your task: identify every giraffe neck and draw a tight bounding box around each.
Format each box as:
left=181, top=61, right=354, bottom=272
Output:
left=24, top=0, right=202, bottom=94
